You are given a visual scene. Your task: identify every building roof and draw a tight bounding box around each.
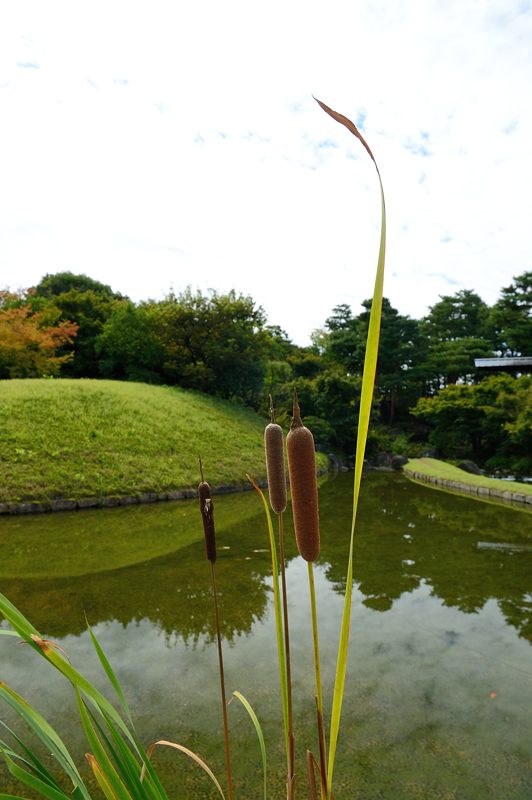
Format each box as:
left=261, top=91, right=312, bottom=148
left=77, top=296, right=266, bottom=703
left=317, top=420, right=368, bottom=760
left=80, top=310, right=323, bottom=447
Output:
left=475, top=356, right=532, bottom=369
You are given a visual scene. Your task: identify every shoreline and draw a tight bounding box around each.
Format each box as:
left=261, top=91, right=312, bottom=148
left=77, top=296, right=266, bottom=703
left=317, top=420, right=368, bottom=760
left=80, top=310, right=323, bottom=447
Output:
left=404, top=459, right=532, bottom=510
left=0, top=465, right=331, bottom=516
left=0, top=481, right=268, bottom=516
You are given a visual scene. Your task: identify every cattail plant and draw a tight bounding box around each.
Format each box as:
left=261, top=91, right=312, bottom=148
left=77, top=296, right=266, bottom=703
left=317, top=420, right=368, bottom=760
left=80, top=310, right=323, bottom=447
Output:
left=198, top=458, right=233, bottom=800
left=264, top=396, right=287, bottom=515
left=286, top=391, right=320, bottom=563
left=286, top=391, right=326, bottom=799
left=264, top=396, right=295, bottom=800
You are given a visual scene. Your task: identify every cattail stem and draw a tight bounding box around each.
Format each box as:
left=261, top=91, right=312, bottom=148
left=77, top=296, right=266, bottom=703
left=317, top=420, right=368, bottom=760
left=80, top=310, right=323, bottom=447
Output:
left=308, top=560, right=327, bottom=800
left=210, top=561, right=233, bottom=800
left=278, top=512, right=295, bottom=800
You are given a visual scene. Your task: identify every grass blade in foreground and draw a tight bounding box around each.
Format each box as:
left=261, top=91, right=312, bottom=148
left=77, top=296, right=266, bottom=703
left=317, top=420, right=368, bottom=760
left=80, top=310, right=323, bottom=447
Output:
left=246, top=476, right=290, bottom=772
left=314, top=98, right=386, bottom=799
left=86, top=618, right=133, bottom=725
left=141, top=740, right=225, bottom=800
left=232, top=691, right=268, bottom=800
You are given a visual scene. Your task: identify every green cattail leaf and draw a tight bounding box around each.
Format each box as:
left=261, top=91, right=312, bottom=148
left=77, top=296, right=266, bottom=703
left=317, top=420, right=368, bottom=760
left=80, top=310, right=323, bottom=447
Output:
left=85, top=710, right=149, bottom=800
left=75, top=689, right=133, bottom=800
left=0, top=593, right=39, bottom=639
left=232, top=691, right=267, bottom=800
left=0, top=684, right=90, bottom=799
left=0, top=794, right=39, bottom=800
left=86, top=617, right=133, bottom=725
left=1, top=751, right=71, bottom=800
left=314, top=98, right=386, bottom=800
left=246, top=476, right=290, bottom=769
left=98, top=710, right=167, bottom=800
left=0, top=722, right=64, bottom=790
left=0, top=591, right=138, bottom=751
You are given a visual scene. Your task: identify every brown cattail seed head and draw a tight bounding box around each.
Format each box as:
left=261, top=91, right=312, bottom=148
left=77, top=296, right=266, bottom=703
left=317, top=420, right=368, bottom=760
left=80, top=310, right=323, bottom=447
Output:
left=265, top=422, right=287, bottom=514
left=286, top=394, right=320, bottom=562
left=199, top=480, right=216, bottom=563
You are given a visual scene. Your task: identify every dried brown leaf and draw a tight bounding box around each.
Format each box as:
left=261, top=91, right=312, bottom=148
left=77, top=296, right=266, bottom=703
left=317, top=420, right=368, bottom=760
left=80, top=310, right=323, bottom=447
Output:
left=313, top=97, right=377, bottom=167
left=141, top=739, right=225, bottom=799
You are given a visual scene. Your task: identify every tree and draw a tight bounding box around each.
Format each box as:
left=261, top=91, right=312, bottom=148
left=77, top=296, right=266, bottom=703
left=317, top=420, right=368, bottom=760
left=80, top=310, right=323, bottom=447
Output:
left=147, top=289, right=269, bottom=404
left=412, top=373, right=532, bottom=470
left=356, top=298, right=423, bottom=422
left=49, top=289, right=120, bottom=377
left=32, top=274, right=125, bottom=377
left=419, top=289, right=496, bottom=390
left=320, top=304, right=360, bottom=371
left=317, top=298, right=423, bottom=423
left=421, top=289, right=492, bottom=343
left=0, top=291, right=78, bottom=378
left=421, top=337, right=494, bottom=391
left=97, top=303, right=165, bottom=383
left=35, top=271, right=123, bottom=300
left=489, top=271, right=532, bottom=355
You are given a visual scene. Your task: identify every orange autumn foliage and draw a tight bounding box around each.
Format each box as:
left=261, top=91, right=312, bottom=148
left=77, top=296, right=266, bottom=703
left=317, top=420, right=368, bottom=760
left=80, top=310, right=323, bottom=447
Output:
left=0, top=292, right=78, bottom=378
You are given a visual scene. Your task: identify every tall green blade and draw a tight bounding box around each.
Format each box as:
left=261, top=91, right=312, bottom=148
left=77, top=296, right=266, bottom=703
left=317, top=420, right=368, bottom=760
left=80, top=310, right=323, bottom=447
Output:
left=0, top=722, right=64, bottom=790
left=0, top=594, right=139, bottom=752
left=86, top=618, right=133, bottom=724
left=247, top=476, right=290, bottom=769
left=0, top=794, right=36, bottom=800
left=232, top=691, right=267, bottom=800
left=75, top=689, right=133, bottom=800
left=0, top=684, right=90, bottom=799
left=314, top=98, right=386, bottom=799
left=1, top=752, right=70, bottom=800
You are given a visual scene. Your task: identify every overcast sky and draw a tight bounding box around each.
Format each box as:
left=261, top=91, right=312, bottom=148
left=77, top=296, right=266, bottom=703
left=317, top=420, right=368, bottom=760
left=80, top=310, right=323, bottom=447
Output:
left=1, top=1, right=531, bottom=344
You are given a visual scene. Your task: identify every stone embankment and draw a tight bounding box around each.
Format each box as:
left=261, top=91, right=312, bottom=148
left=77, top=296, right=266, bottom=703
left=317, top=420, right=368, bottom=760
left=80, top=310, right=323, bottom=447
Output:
left=0, top=460, right=331, bottom=516
left=0, top=482, right=267, bottom=516
left=404, top=466, right=532, bottom=508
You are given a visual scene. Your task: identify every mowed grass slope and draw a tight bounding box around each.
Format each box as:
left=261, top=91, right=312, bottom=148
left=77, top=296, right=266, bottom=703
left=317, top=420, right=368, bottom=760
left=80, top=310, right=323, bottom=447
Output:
left=405, top=458, right=532, bottom=497
left=0, top=379, right=285, bottom=503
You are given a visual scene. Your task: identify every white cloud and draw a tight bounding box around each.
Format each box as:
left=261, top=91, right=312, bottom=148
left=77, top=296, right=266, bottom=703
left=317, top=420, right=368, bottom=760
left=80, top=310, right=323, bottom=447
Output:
left=0, top=0, right=531, bottom=343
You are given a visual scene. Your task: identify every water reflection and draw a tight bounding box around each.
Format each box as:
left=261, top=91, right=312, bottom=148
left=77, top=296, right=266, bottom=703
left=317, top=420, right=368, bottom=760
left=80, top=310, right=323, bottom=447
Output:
left=1, top=473, right=531, bottom=644
left=321, top=473, right=532, bottom=642
left=1, top=473, right=532, bottom=799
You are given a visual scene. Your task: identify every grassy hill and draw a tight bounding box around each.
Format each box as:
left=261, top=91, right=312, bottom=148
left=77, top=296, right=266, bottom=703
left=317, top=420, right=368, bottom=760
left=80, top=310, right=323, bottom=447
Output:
left=0, top=379, right=323, bottom=505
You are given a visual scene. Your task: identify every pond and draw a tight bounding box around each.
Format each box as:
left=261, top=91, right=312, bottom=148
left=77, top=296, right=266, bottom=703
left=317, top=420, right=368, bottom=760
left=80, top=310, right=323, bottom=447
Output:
left=1, top=472, right=531, bottom=799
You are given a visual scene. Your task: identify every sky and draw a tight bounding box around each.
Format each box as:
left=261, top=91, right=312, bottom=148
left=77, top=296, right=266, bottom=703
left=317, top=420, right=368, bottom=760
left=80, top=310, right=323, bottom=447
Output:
left=1, top=1, right=531, bottom=345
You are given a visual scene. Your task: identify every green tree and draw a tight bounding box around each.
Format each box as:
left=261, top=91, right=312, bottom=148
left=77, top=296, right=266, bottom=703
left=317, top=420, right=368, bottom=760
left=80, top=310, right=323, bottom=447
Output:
left=317, top=298, right=423, bottom=423
left=97, top=302, right=165, bottom=383
left=489, top=271, right=532, bottom=355
left=412, top=373, right=532, bottom=470
left=421, top=289, right=492, bottom=343
left=35, top=271, right=123, bottom=300
left=421, top=337, right=494, bottom=390
left=320, top=304, right=360, bottom=371
left=356, top=298, right=423, bottom=422
left=33, top=273, right=124, bottom=377
left=147, top=289, right=269, bottom=404
left=419, top=289, right=496, bottom=390
left=48, top=290, right=120, bottom=377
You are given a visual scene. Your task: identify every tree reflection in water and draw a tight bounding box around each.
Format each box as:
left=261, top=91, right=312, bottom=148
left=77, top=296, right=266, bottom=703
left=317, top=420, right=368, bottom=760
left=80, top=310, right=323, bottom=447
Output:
left=1, top=471, right=530, bottom=643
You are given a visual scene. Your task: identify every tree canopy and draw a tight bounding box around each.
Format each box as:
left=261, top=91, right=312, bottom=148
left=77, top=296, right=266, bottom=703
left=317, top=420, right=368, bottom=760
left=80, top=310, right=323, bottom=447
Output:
left=1, top=269, right=531, bottom=470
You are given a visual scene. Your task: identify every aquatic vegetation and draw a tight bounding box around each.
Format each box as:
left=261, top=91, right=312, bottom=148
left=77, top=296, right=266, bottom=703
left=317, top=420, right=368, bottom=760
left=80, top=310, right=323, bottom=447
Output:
left=0, top=99, right=386, bottom=799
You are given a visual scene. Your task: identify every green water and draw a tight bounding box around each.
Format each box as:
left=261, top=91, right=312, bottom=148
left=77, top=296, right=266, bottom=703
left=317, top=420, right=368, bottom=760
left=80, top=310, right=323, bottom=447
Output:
left=1, top=472, right=531, bottom=799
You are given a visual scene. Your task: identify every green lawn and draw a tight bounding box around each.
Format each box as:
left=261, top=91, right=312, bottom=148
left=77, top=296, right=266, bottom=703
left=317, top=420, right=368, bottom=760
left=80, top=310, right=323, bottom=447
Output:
left=0, top=379, right=327, bottom=504
left=405, top=457, right=532, bottom=503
